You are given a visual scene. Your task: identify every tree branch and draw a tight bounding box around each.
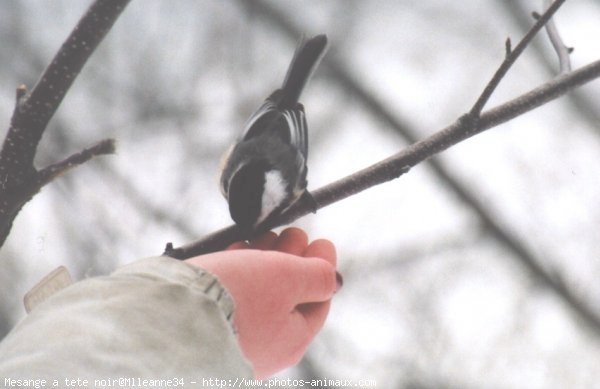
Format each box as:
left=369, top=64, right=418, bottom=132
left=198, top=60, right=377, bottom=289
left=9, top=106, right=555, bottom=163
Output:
left=499, top=1, right=599, bottom=128
left=540, top=0, right=573, bottom=74
left=469, top=0, right=566, bottom=117
left=37, top=139, right=116, bottom=187
left=0, top=0, right=130, bottom=248
left=165, top=57, right=600, bottom=259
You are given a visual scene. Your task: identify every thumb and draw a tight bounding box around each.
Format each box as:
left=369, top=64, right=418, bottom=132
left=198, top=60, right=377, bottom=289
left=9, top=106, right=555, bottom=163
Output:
left=293, top=256, right=337, bottom=304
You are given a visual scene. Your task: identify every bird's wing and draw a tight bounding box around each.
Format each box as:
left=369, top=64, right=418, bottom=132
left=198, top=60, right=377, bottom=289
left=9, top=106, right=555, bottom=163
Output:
left=242, top=99, right=308, bottom=159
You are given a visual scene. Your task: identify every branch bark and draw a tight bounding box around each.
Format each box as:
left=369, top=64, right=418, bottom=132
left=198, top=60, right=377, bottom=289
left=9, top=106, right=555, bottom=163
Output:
left=0, top=0, right=130, bottom=247
left=469, top=0, right=566, bottom=117
left=499, top=1, right=599, bottom=127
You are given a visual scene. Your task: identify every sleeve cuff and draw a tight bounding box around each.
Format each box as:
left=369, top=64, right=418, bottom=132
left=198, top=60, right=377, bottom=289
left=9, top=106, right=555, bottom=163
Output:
left=114, top=256, right=235, bottom=328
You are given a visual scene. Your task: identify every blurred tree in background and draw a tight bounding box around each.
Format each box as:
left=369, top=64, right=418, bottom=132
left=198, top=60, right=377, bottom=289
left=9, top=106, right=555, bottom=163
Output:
left=1, top=1, right=599, bottom=387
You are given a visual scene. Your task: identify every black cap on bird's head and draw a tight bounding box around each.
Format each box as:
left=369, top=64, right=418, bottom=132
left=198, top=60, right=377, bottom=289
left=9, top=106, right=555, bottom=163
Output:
left=227, top=159, right=270, bottom=231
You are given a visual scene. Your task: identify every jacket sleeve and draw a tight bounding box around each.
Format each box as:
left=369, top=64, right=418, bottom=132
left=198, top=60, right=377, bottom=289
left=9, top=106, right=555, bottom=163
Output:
left=0, top=256, right=253, bottom=382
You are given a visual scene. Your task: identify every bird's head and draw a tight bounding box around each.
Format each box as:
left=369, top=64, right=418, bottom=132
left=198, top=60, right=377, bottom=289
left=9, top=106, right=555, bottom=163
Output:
left=227, top=159, right=283, bottom=232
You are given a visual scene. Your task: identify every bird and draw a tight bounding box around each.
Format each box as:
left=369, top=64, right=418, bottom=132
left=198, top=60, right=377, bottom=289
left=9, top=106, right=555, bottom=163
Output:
left=220, top=34, right=327, bottom=233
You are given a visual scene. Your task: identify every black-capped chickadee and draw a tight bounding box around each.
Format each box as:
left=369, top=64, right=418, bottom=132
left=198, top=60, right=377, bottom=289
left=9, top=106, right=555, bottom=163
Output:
left=220, top=34, right=328, bottom=232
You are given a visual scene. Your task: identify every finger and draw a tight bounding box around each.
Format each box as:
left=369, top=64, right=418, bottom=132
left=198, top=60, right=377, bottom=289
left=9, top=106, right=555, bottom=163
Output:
left=274, top=227, right=308, bottom=255
left=304, top=240, right=342, bottom=292
left=294, top=257, right=337, bottom=303
left=248, top=231, right=278, bottom=250
left=303, top=239, right=336, bottom=267
left=226, top=241, right=249, bottom=250
left=296, top=301, right=331, bottom=335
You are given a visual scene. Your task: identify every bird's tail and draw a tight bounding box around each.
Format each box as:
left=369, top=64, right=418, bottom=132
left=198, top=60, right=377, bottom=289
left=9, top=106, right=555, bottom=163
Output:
left=278, top=34, right=328, bottom=109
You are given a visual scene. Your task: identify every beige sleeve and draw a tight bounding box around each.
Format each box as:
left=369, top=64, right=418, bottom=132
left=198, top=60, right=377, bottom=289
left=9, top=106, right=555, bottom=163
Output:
left=0, top=256, right=253, bottom=382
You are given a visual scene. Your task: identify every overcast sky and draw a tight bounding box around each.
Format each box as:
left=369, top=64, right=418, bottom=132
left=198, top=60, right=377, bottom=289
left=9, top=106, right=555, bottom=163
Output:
left=1, top=1, right=600, bottom=387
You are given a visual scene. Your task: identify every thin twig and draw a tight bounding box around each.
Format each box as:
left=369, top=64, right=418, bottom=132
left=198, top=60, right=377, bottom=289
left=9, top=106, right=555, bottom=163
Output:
left=37, top=139, right=116, bottom=187
left=0, top=0, right=130, bottom=247
left=499, top=1, right=600, bottom=134
left=540, top=0, right=572, bottom=74
left=469, top=0, right=566, bottom=117
left=164, top=57, right=600, bottom=259
left=2, top=0, right=129, bottom=176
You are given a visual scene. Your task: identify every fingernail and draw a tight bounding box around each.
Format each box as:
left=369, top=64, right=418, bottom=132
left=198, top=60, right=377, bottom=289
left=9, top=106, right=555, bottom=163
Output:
left=335, top=271, right=343, bottom=292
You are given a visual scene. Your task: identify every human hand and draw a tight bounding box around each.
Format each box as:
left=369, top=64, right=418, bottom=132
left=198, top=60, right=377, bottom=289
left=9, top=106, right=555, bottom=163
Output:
left=186, top=228, right=339, bottom=378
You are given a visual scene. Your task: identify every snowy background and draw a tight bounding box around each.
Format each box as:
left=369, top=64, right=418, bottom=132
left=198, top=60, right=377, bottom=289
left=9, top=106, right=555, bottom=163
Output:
left=1, top=1, right=600, bottom=387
